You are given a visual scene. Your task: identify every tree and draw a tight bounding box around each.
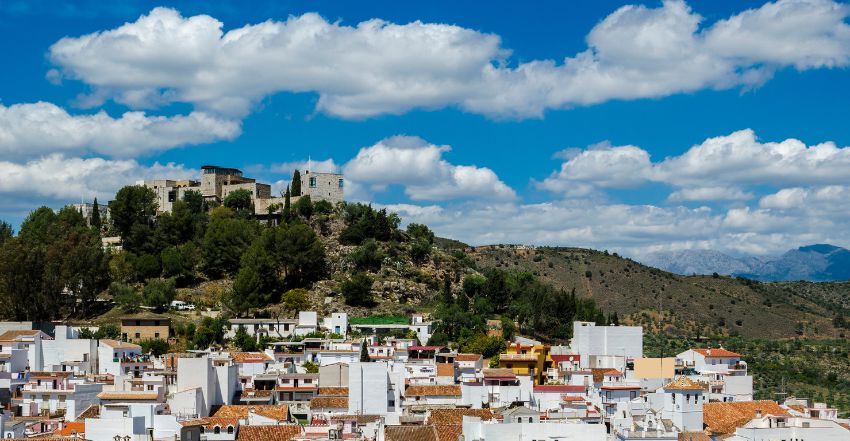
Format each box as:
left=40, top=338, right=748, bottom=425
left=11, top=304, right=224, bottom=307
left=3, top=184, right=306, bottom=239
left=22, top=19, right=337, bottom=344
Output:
left=360, top=339, right=370, bottom=362
left=161, top=244, right=197, bottom=284
left=282, top=288, right=311, bottom=312
left=342, top=273, right=374, bottom=307
left=111, top=282, right=143, bottom=310
left=0, top=220, right=12, bottom=245
left=91, top=198, right=102, bottom=230
left=143, top=278, right=176, bottom=310
left=406, top=223, right=434, bottom=244
left=313, top=200, right=333, bottom=215
left=223, top=189, right=253, bottom=215
left=110, top=186, right=157, bottom=252
left=233, top=325, right=258, bottom=351
left=291, top=170, right=302, bottom=196
left=192, top=316, right=230, bottom=349
left=303, top=360, right=319, bottom=373
left=202, top=217, right=258, bottom=277
left=140, top=338, right=170, bottom=356
left=349, top=239, right=383, bottom=272
left=441, top=276, right=453, bottom=306
left=273, top=223, right=327, bottom=288
left=409, top=238, right=431, bottom=263
left=283, top=186, right=292, bottom=221
left=293, top=195, right=313, bottom=219
left=95, top=324, right=121, bottom=339
left=231, top=237, right=278, bottom=313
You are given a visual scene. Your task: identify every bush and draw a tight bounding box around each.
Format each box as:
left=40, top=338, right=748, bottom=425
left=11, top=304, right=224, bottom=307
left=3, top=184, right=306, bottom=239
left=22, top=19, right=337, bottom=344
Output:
left=349, top=239, right=383, bottom=271
left=111, top=282, right=143, bottom=310
left=143, top=278, right=176, bottom=310
left=293, top=196, right=313, bottom=219
left=406, top=223, right=434, bottom=244
left=140, top=338, right=170, bottom=356
left=282, top=288, right=310, bottom=312
left=409, top=238, right=432, bottom=263
left=341, top=273, right=374, bottom=307
left=313, top=200, right=334, bottom=215
left=303, top=361, right=319, bottom=373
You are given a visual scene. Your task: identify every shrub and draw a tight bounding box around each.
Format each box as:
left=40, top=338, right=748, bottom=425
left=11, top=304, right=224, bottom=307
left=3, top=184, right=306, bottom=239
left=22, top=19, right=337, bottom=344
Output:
left=341, top=273, right=374, bottom=307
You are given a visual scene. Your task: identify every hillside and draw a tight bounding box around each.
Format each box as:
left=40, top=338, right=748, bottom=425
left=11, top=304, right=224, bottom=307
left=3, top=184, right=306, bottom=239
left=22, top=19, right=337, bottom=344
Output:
left=466, top=245, right=843, bottom=339
left=642, top=244, right=850, bottom=282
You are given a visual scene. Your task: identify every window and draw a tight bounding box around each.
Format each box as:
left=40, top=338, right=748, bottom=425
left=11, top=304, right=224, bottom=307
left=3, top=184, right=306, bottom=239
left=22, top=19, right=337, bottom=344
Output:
left=135, top=333, right=140, bottom=339
left=213, top=426, right=220, bottom=434
left=338, top=179, right=344, bottom=188
left=154, top=333, right=159, bottom=338
left=309, top=177, right=317, bottom=188
left=227, top=426, right=234, bottom=434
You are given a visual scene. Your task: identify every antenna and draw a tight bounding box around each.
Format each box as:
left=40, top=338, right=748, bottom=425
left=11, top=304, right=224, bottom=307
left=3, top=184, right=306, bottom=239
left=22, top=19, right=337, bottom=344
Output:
left=307, top=155, right=312, bottom=174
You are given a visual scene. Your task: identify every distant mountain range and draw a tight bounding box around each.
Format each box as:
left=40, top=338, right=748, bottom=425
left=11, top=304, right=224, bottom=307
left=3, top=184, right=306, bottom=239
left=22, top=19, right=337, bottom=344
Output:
left=641, top=244, right=850, bottom=282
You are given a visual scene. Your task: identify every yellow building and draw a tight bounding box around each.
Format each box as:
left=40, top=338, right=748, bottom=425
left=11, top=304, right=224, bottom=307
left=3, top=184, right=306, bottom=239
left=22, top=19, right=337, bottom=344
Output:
left=498, top=343, right=552, bottom=385
left=120, top=315, right=171, bottom=342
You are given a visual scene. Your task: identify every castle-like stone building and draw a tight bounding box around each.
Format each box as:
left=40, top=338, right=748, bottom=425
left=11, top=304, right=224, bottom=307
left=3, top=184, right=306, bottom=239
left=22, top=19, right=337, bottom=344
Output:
left=137, top=165, right=343, bottom=215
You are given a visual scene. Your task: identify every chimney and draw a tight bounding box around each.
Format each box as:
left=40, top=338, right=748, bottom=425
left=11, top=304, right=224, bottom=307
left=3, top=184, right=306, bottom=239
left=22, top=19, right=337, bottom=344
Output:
left=755, top=409, right=762, bottom=418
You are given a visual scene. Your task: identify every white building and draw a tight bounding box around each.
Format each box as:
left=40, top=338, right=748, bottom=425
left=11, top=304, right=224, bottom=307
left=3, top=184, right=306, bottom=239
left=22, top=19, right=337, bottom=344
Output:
left=41, top=325, right=99, bottom=374
left=19, top=371, right=103, bottom=421
left=171, top=354, right=238, bottom=418
left=226, top=318, right=297, bottom=340
left=728, top=415, right=850, bottom=441
left=348, top=362, right=399, bottom=422
left=462, top=416, right=607, bottom=441
left=659, top=377, right=704, bottom=433
left=572, top=322, right=643, bottom=369
left=322, top=312, right=348, bottom=336
left=97, top=340, right=144, bottom=377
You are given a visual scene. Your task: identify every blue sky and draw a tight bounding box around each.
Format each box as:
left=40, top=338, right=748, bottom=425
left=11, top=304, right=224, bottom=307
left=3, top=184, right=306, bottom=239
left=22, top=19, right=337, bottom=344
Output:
left=2, top=0, right=850, bottom=257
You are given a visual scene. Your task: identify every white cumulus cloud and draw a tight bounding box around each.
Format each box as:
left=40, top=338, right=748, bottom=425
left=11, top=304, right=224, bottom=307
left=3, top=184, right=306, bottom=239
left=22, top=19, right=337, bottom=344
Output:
left=0, top=101, right=241, bottom=160
left=343, top=136, right=516, bottom=202
left=542, top=129, right=850, bottom=200
left=46, top=0, right=850, bottom=119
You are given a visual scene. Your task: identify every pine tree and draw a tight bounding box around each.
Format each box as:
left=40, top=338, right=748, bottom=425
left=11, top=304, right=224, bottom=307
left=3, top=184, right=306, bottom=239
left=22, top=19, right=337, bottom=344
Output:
left=283, top=186, right=292, bottom=222
left=291, top=170, right=302, bottom=197
left=441, top=276, right=453, bottom=305
left=91, top=198, right=102, bottom=230
left=360, top=339, right=370, bottom=362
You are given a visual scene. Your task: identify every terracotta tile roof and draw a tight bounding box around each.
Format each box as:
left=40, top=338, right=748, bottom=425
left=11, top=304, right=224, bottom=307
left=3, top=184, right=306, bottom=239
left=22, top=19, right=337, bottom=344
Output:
left=533, top=384, right=586, bottom=393
left=231, top=352, right=273, bottom=363
left=433, top=424, right=463, bottom=441
left=310, top=396, right=348, bottom=409
left=385, top=425, right=439, bottom=441
left=329, top=414, right=382, bottom=424
left=455, top=353, right=482, bottom=362
left=406, top=385, right=462, bottom=397
left=54, top=421, right=85, bottom=436
left=590, top=368, right=621, bottom=383
left=78, top=404, right=99, bottom=419
left=29, top=371, right=73, bottom=378
left=179, top=417, right=239, bottom=430
left=550, top=354, right=581, bottom=363
left=428, top=409, right=495, bottom=425
left=97, top=391, right=159, bottom=400
left=703, top=400, right=790, bottom=435
left=236, top=425, right=301, bottom=441
left=436, top=363, right=455, bottom=377
left=100, top=339, right=141, bottom=350
left=693, top=348, right=741, bottom=358
left=679, top=432, right=712, bottom=441
left=0, top=330, right=45, bottom=341
left=664, top=376, right=705, bottom=391
left=317, top=387, right=348, bottom=396
left=213, top=404, right=291, bottom=422
left=482, top=368, right=516, bottom=379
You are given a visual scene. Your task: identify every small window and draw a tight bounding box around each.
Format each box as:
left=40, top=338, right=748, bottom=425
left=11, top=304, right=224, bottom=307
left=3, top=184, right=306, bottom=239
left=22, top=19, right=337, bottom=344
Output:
left=213, top=426, right=220, bottom=434
left=309, top=177, right=317, bottom=188
left=338, top=179, right=344, bottom=188
left=135, top=333, right=140, bottom=339
left=227, top=426, right=234, bottom=434
left=154, top=333, right=159, bottom=338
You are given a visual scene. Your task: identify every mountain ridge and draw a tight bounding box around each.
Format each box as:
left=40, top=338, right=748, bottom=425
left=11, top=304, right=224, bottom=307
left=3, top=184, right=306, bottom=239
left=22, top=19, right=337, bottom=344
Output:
left=640, top=244, right=850, bottom=282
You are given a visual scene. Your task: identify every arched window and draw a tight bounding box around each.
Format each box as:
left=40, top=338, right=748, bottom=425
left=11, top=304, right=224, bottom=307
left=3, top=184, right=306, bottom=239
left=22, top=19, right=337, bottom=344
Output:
left=213, top=426, right=221, bottom=434
left=227, top=426, right=234, bottom=434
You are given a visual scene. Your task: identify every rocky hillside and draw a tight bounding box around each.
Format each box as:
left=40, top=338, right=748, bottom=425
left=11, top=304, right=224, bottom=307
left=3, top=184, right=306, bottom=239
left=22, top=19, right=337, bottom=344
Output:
left=466, top=245, right=843, bottom=339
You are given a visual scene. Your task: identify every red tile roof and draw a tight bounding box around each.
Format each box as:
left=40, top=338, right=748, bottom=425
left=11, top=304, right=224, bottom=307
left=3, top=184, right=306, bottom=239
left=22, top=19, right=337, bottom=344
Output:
left=693, top=348, right=741, bottom=358
left=533, top=384, right=586, bottom=393
left=405, top=385, right=461, bottom=397
left=703, top=400, right=790, bottom=435
left=236, top=425, right=301, bottom=441
left=550, top=354, right=580, bottom=363
left=385, top=425, right=439, bottom=441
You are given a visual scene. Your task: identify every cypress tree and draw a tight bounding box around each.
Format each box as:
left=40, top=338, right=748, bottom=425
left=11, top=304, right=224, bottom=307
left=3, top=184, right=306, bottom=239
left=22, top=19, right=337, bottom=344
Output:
left=283, top=186, right=292, bottom=221
left=360, top=339, right=370, bottom=362
left=91, top=198, right=102, bottom=230
left=291, top=170, right=302, bottom=197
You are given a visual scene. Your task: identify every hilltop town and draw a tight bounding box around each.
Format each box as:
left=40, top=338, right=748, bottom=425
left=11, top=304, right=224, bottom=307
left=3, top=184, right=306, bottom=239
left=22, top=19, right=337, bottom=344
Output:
left=0, top=166, right=847, bottom=441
